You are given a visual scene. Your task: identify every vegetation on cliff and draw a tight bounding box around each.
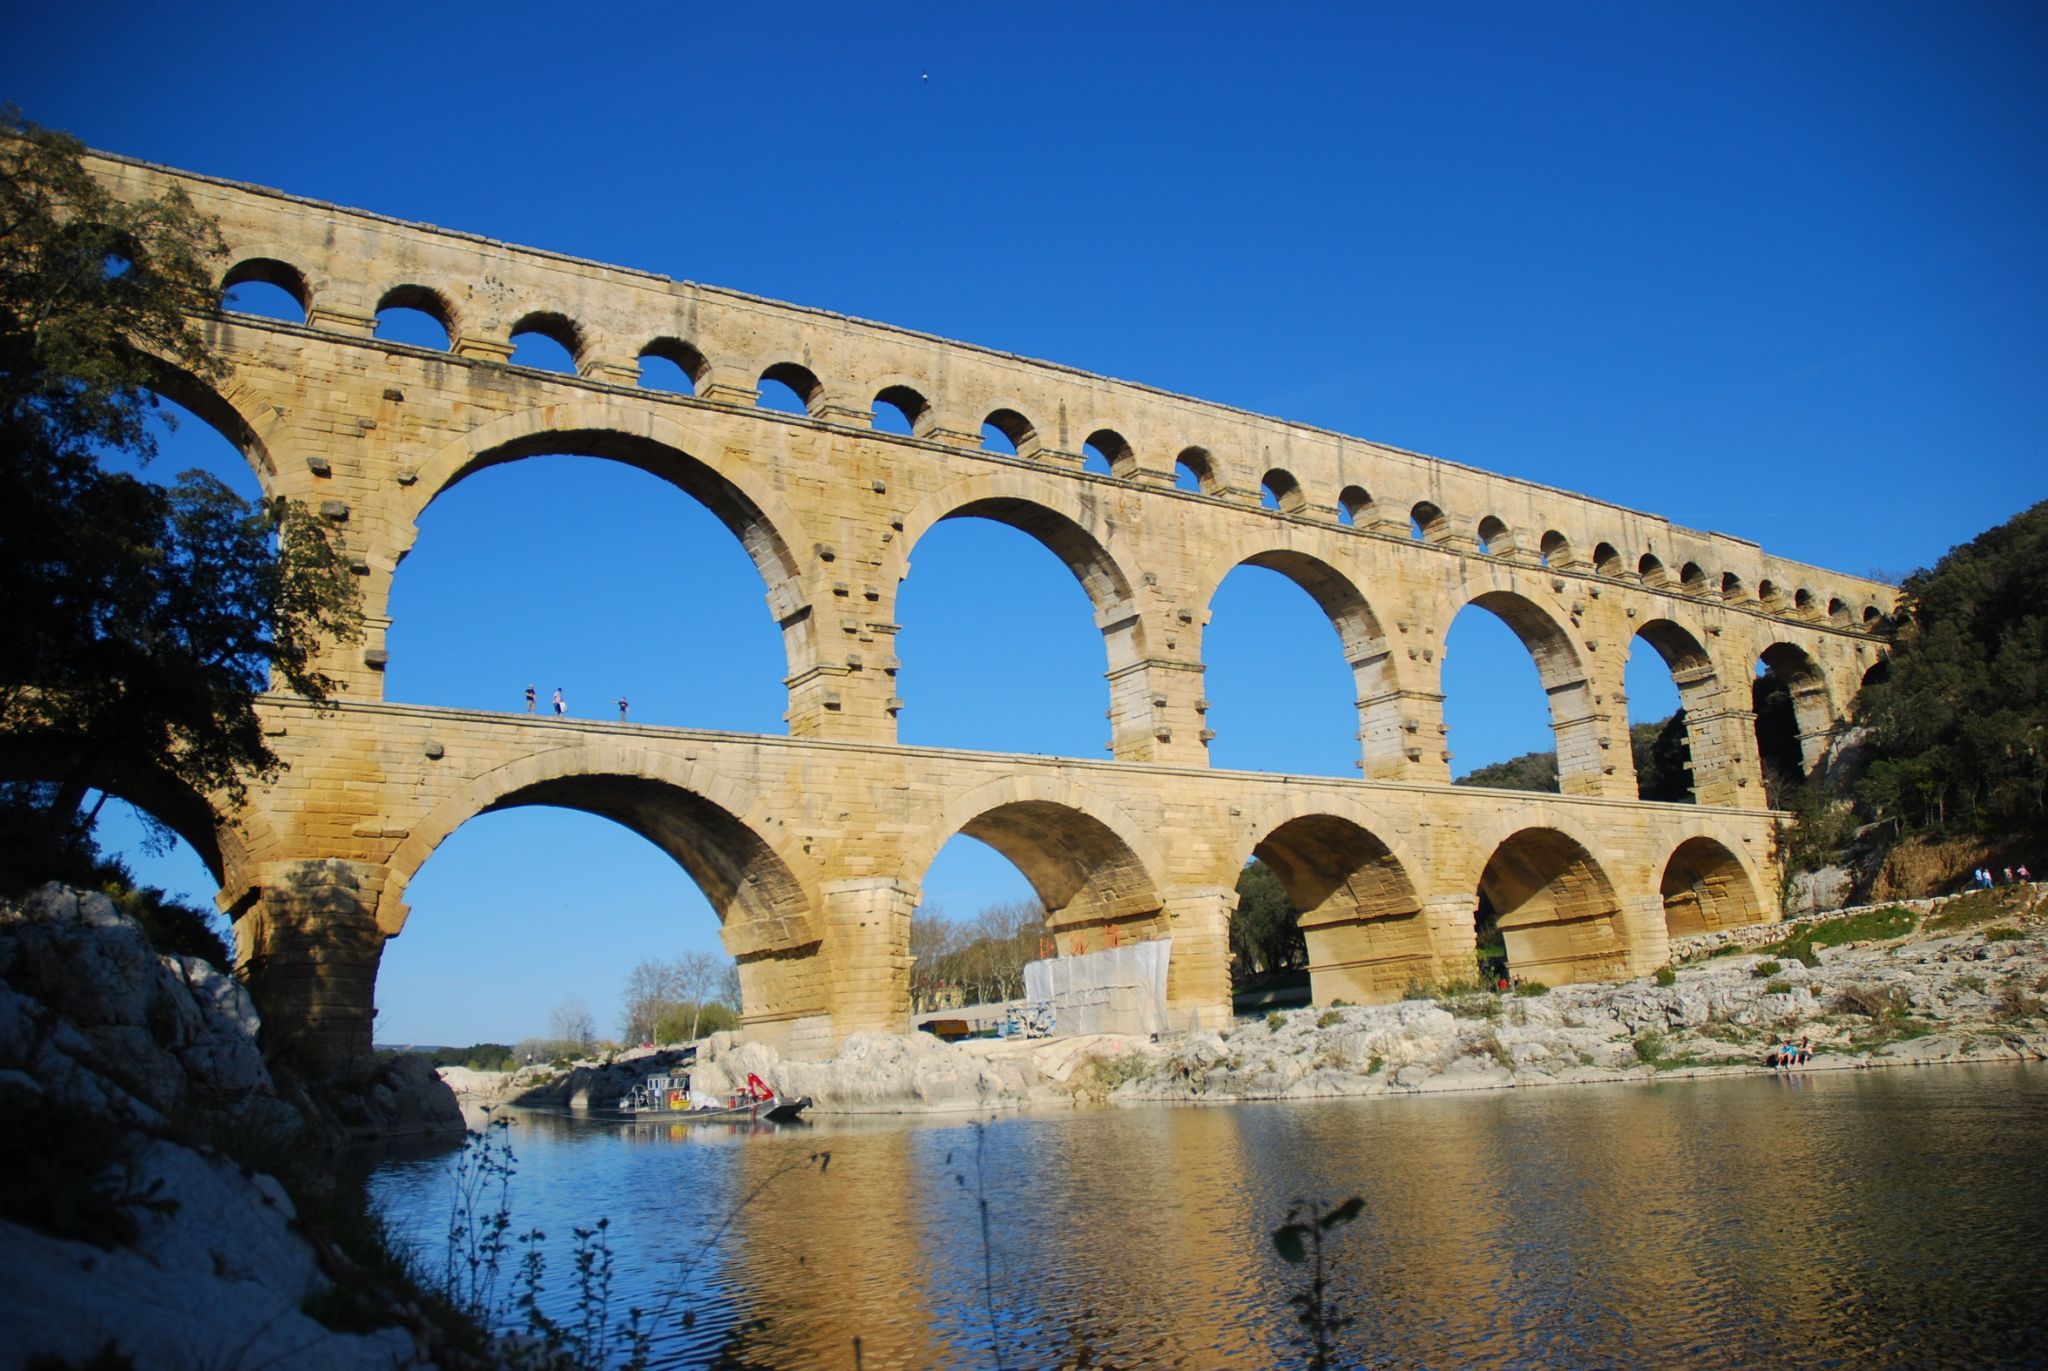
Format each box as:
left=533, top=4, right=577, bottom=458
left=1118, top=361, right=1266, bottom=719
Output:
left=1780, top=499, right=2047, bottom=892
left=1851, top=499, right=2048, bottom=838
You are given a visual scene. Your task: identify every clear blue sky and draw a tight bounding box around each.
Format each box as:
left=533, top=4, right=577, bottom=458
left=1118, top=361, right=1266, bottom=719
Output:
left=9, top=2, right=2044, bottom=1045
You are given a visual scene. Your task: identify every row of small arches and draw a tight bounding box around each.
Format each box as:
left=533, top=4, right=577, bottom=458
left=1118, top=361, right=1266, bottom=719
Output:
left=218, top=260, right=1886, bottom=631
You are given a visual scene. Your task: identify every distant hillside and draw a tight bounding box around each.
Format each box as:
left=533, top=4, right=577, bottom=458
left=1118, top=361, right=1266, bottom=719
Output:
left=1851, top=499, right=2047, bottom=839
left=1453, top=713, right=1691, bottom=801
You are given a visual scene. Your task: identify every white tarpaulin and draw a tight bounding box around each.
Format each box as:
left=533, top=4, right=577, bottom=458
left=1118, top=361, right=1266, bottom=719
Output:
left=1023, top=939, right=1172, bottom=1036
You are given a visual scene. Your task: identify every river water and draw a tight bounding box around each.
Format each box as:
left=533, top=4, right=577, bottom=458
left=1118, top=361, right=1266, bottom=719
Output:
left=368, top=1064, right=2048, bottom=1369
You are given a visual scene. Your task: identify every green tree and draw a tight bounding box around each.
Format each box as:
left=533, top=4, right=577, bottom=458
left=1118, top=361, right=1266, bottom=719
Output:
left=1854, top=499, right=2048, bottom=834
left=1453, top=748, right=1560, bottom=794
left=620, top=950, right=741, bottom=1043
left=1231, top=859, right=1304, bottom=980
left=1630, top=710, right=1694, bottom=803
left=1752, top=670, right=1807, bottom=806
left=1449, top=708, right=1692, bottom=801
left=0, top=114, right=360, bottom=879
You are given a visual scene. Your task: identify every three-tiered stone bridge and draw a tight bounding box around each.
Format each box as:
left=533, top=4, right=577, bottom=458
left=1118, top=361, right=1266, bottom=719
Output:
left=59, top=153, right=1895, bottom=1069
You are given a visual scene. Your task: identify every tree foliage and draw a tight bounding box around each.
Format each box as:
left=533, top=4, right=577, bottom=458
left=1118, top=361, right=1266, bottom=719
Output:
left=1631, top=712, right=1694, bottom=803
left=618, top=950, right=738, bottom=1045
left=909, top=899, right=1045, bottom=1010
left=1453, top=748, right=1560, bottom=794
left=545, top=996, right=596, bottom=1057
left=1230, top=858, right=1304, bottom=980
left=1852, top=498, right=2048, bottom=835
left=0, top=113, right=360, bottom=875
left=1450, top=710, right=1693, bottom=801
left=428, top=1042, right=518, bottom=1072
left=1751, top=671, right=1808, bottom=807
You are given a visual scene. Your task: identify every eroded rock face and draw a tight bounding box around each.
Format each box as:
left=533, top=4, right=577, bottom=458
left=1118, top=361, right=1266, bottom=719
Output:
left=0, top=1139, right=423, bottom=1371
left=1787, top=867, right=1857, bottom=915
left=0, top=885, right=457, bottom=1369
left=0, top=886, right=272, bottom=1128
left=1101, top=892, right=2048, bottom=1104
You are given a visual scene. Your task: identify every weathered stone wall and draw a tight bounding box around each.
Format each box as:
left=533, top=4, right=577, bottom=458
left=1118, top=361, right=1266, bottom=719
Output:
left=225, top=699, right=1781, bottom=1065
left=67, top=152, right=1899, bottom=1068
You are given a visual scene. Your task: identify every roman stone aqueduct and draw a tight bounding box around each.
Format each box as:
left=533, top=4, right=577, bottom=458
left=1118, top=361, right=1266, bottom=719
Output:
left=64, top=153, right=1896, bottom=1069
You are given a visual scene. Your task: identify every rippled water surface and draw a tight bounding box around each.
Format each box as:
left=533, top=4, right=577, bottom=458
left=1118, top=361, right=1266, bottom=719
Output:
left=369, top=1065, right=2048, bottom=1368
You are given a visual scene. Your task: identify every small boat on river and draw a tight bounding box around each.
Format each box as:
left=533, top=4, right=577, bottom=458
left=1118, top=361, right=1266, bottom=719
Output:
left=618, top=1070, right=811, bottom=1123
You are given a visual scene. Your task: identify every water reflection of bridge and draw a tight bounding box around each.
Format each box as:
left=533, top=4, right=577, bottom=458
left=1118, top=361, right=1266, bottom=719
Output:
left=424, top=1070, right=2042, bottom=1368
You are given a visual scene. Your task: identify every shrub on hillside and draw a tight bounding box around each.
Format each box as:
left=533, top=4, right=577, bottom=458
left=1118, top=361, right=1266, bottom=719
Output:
left=1833, top=983, right=1909, bottom=1020
left=110, top=883, right=233, bottom=972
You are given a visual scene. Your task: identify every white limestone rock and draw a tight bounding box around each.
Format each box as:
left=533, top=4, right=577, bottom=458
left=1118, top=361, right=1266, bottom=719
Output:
left=0, top=1141, right=427, bottom=1370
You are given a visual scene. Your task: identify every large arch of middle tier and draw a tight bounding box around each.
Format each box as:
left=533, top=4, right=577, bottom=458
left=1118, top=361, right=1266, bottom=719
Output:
left=1431, top=586, right=1613, bottom=796
left=1187, top=532, right=1411, bottom=779
left=889, top=471, right=1156, bottom=759
left=386, top=401, right=824, bottom=723
left=0, top=731, right=283, bottom=912
left=144, top=342, right=286, bottom=499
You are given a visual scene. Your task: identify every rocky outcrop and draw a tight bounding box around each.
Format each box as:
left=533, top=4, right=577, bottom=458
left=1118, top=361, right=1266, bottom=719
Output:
left=0, top=1137, right=422, bottom=1371
left=580, top=889, right=2046, bottom=1117
left=499, top=1028, right=1151, bottom=1118
left=1106, top=892, right=2047, bottom=1104
left=758, top=1030, right=1142, bottom=1112
left=0, top=885, right=463, bottom=1370
left=0, top=884, right=282, bottom=1134
left=1785, top=865, right=1856, bottom=916
left=507, top=1047, right=697, bottom=1110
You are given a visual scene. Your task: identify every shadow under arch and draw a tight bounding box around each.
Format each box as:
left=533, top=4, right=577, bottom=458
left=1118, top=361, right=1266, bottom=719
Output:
left=1629, top=617, right=1730, bottom=804
left=1660, top=834, right=1764, bottom=938
left=906, top=775, right=1165, bottom=954
left=1448, top=590, right=1602, bottom=795
left=1756, top=640, right=1838, bottom=778
left=382, top=747, right=823, bottom=1023
left=1475, top=826, right=1629, bottom=985
left=399, top=403, right=819, bottom=669
left=1196, top=545, right=1401, bottom=778
left=1245, top=810, right=1426, bottom=1004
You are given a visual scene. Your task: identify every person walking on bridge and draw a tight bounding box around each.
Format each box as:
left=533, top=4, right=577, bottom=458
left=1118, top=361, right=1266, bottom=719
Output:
left=617, top=695, right=630, bottom=721
left=524, top=684, right=536, bottom=714
left=552, top=687, right=565, bottom=716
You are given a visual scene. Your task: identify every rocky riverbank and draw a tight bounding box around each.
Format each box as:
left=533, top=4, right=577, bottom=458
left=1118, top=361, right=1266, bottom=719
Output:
left=1111, top=884, right=2047, bottom=1104
left=0, top=885, right=471, bottom=1370
left=506, top=884, right=2046, bottom=1119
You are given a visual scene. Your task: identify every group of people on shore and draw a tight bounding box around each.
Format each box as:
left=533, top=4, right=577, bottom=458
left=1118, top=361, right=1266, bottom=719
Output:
left=523, top=684, right=631, bottom=721
left=1971, top=864, right=2031, bottom=889
left=1766, top=1036, right=1813, bottom=1070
